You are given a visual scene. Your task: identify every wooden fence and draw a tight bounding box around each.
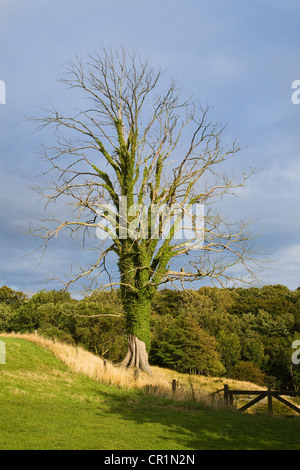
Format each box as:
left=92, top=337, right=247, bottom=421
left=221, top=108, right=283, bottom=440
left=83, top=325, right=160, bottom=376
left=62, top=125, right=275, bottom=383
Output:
left=221, top=384, right=300, bottom=415
left=168, top=380, right=300, bottom=416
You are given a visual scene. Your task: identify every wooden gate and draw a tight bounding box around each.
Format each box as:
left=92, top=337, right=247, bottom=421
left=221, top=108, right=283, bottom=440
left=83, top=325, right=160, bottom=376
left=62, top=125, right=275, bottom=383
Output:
left=223, top=384, right=300, bottom=415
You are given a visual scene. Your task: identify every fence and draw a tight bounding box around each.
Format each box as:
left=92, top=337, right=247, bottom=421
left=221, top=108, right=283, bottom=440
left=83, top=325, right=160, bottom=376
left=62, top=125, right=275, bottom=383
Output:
left=170, top=380, right=300, bottom=415
left=220, top=384, right=300, bottom=415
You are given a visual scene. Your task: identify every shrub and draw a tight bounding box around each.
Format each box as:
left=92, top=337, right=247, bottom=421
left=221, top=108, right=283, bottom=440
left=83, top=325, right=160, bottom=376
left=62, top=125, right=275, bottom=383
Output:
left=230, top=361, right=265, bottom=386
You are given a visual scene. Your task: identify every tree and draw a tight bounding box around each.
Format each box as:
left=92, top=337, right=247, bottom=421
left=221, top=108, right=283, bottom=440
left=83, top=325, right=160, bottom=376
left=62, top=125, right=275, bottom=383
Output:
left=30, top=45, right=261, bottom=372
left=217, top=330, right=242, bottom=372
left=151, top=312, right=222, bottom=374
left=0, top=286, right=26, bottom=309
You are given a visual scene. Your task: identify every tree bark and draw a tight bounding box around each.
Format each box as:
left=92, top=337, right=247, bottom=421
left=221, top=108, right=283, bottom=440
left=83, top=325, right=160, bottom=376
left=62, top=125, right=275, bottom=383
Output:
left=120, top=334, right=152, bottom=374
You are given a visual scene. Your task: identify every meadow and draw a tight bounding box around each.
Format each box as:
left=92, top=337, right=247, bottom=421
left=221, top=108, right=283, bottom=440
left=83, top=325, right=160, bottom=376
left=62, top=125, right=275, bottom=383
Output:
left=0, top=334, right=299, bottom=450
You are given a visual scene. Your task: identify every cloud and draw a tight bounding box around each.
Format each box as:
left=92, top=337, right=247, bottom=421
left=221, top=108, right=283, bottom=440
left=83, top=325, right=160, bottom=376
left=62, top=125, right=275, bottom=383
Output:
left=0, top=0, right=299, bottom=293
left=260, top=244, right=300, bottom=290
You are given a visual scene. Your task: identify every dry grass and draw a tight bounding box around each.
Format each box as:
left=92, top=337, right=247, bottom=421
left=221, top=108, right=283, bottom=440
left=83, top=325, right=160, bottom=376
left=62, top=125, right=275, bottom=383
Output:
left=2, top=332, right=262, bottom=408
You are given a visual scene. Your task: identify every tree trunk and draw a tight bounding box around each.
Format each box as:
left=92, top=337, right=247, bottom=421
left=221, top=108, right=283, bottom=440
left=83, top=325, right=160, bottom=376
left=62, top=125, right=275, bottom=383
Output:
left=119, top=287, right=153, bottom=374
left=120, top=334, right=152, bottom=374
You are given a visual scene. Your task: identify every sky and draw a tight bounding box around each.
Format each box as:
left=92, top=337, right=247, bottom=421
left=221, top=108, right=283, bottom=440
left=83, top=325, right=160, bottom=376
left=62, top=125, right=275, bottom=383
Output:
left=0, top=0, right=300, bottom=295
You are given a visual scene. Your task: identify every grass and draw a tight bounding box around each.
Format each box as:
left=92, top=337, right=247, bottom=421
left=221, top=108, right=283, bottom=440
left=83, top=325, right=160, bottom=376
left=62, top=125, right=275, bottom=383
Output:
left=0, top=335, right=300, bottom=450
left=1, top=332, right=263, bottom=400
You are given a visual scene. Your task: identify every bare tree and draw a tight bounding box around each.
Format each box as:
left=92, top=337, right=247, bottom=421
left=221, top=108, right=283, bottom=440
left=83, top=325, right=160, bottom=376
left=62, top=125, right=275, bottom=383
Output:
left=30, top=45, right=261, bottom=373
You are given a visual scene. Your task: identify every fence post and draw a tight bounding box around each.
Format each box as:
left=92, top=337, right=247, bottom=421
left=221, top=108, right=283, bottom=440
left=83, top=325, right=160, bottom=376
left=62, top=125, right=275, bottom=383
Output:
left=172, top=379, right=178, bottom=394
left=268, top=388, right=273, bottom=415
left=224, top=384, right=229, bottom=404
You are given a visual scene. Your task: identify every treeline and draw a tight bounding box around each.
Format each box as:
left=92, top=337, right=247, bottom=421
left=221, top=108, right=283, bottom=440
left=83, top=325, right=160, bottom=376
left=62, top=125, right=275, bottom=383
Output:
left=0, top=284, right=300, bottom=389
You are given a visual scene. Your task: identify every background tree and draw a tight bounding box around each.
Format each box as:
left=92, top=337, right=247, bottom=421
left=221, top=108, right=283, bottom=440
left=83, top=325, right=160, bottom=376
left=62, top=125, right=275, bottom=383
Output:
left=30, top=45, right=261, bottom=372
left=0, top=286, right=26, bottom=309
left=217, top=330, right=242, bottom=372
left=150, top=312, right=223, bottom=375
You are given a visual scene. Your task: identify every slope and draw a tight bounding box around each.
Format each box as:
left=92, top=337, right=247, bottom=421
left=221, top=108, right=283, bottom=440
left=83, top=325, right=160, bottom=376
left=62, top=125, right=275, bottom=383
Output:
left=0, top=335, right=299, bottom=450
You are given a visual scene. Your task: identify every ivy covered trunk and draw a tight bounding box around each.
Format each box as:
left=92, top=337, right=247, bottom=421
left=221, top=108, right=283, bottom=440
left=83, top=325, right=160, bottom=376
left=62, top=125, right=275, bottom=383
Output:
left=120, top=291, right=152, bottom=374
left=117, top=215, right=173, bottom=372
left=119, top=244, right=155, bottom=374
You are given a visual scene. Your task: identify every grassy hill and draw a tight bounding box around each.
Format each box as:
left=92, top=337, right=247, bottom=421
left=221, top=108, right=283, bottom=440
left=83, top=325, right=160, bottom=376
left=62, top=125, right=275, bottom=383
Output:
left=0, top=335, right=300, bottom=450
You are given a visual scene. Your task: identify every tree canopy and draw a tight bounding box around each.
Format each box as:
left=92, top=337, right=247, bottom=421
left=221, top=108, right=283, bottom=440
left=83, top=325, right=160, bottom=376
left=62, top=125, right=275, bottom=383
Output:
left=29, top=46, right=263, bottom=371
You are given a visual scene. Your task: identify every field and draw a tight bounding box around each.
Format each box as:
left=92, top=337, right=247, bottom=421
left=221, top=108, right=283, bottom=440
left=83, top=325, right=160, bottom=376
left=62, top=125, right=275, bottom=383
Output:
left=0, top=335, right=300, bottom=450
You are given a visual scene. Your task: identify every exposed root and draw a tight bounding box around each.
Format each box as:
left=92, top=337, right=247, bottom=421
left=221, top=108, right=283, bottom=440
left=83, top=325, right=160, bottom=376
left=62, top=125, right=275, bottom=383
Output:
left=120, top=334, right=152, bottom=375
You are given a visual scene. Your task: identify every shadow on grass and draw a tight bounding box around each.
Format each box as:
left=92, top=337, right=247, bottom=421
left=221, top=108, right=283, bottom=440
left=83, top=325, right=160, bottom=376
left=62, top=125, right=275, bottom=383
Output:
left=93, top=386, right=300, bottom=450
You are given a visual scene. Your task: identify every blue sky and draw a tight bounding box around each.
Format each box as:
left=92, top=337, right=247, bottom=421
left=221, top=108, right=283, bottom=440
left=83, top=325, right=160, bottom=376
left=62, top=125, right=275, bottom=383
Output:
left=0, top=0, right=300, bottom=295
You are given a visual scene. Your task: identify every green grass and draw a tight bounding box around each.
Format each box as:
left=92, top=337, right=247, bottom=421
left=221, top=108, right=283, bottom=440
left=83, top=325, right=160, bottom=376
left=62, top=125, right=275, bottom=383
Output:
left=0, top=336, right=300, bottom=450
